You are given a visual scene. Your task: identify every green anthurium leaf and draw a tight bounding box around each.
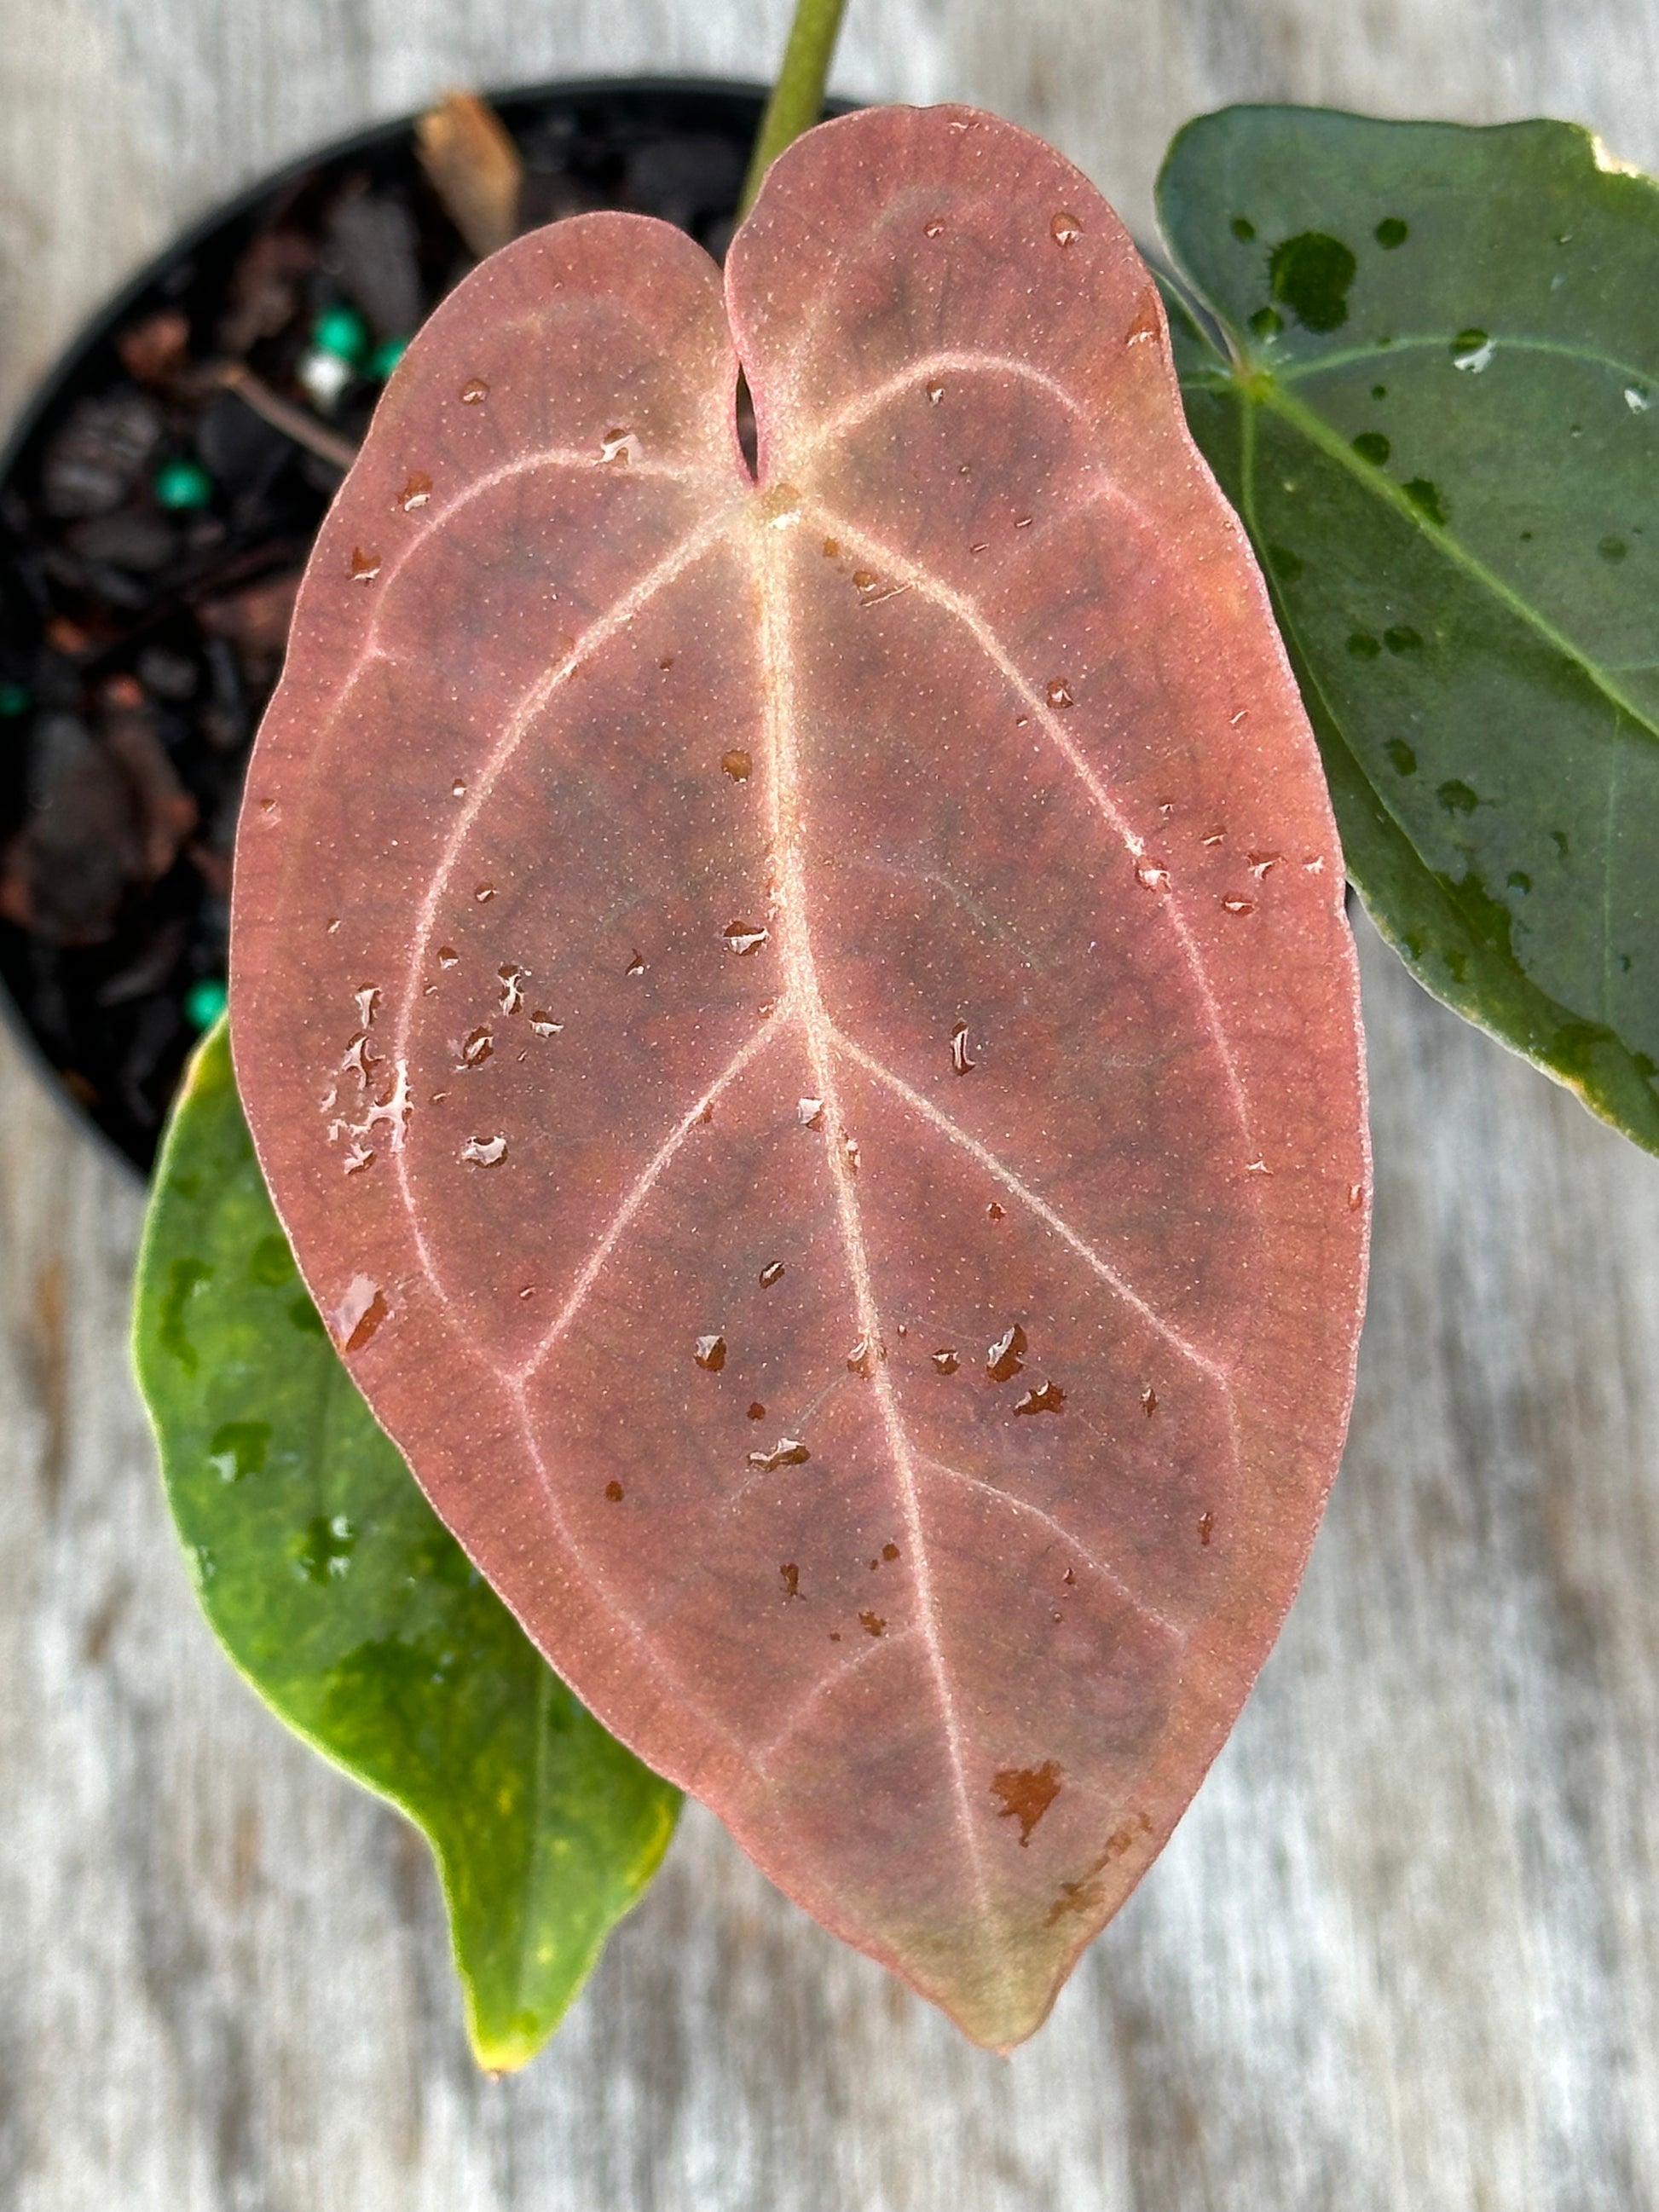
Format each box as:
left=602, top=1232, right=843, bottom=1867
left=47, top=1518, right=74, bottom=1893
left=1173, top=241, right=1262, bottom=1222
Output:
left=132, top=1019, right=679, bottom=2071
left=1159, top=106, right=1659, bottom=1152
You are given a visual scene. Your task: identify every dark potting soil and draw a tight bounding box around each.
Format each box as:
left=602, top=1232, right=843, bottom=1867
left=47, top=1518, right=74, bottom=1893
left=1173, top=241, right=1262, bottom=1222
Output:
left=0, top=82, right=767, bottom=1172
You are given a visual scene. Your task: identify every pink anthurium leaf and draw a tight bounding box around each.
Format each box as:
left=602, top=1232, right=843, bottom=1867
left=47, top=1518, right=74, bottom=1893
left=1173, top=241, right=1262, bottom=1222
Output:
left=231, top=103, right=1369, bottom=2050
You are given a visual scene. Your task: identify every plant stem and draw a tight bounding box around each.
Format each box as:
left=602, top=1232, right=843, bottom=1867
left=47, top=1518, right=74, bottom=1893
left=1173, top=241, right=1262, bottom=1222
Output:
left=216, top=363, right=359, bottom=473
left=739, top=0, right=849, bottom=216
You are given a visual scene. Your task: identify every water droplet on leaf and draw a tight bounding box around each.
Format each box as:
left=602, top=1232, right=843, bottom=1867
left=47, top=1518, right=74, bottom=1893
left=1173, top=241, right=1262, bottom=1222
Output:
left=332, top=1275, right=388, bottom=1352
left=1451, top=330, right=1494, bottom=372
left=1050, top=211, right=1082, bottom=246
left=748, top=1437, right=810, bottom=1471
left=987, top=1323, right=1028, bottom=1382
left=1403, top=478, right=1447, bottom=525
left=1014, top=1379, right=1066, bottom=1415
left=461, top=1134, right=507, bottom=1165
left=1268, top=232, right=1356, bottom=332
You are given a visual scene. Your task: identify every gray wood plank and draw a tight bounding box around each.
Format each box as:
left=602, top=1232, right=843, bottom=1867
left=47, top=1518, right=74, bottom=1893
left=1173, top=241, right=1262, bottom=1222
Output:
left=4, top=3, right=1659, bottom=2204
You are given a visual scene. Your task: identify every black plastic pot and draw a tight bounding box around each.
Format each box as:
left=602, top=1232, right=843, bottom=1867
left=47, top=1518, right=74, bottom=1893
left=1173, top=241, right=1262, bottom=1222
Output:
left=0, top=78, right=779, bottom=1175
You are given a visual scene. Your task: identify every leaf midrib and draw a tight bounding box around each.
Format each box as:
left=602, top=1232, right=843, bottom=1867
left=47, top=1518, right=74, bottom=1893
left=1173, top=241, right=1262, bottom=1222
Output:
left=1262, top=329, right=1658, bottom=392
left=1231, top=347, right=1649, bottom=1066
left=1246, top=373, right=1659, bottom=754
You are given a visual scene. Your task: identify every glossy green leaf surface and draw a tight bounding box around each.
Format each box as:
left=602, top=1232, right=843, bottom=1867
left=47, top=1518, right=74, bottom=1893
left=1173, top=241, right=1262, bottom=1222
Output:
left=133, top=1020, right=679, bottom=2070
left=1160, top=107, right=1659, bottom=1151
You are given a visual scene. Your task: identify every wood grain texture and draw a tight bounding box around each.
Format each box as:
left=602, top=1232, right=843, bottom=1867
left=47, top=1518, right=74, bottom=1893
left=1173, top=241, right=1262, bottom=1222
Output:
left=3, top=0, right=1659, bottom=2203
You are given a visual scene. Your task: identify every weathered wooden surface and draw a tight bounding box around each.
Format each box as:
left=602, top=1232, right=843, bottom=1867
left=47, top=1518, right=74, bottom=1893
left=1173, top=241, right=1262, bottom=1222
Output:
left=4, top=2, right=1659, bottom=2204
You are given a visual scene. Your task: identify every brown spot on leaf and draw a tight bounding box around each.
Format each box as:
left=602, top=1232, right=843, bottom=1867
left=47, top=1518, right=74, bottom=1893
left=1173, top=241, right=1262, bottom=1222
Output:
left=780, top=1562, right=801, bottom=1598
left=859, top=1610, right=886, bottom=1637
left=605, top=1480, right=624, bottom=1501
left=991, top=1760, right=1062, bottom=1845
left=1041, top=1811, right=1153, bottom=1923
